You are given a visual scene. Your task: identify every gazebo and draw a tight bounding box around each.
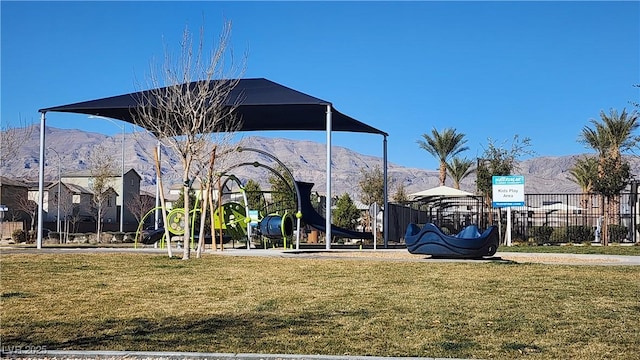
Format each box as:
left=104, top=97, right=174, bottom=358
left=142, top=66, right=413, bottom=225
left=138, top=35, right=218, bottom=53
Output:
left=36, top=78, right=388, bottom=249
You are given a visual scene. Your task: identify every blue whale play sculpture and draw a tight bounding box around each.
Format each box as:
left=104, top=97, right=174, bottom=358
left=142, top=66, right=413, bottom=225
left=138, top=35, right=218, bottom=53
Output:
left=405, top=223, right=499, bottom=258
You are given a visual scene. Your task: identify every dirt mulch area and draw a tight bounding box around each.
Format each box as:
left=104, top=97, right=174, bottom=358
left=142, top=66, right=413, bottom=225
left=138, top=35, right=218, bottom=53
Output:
left=297, top=249, right=629, bottom=265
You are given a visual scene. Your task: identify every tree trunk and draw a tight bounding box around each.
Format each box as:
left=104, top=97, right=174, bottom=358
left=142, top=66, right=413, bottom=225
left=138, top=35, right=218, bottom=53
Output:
left=196, top=184, right=209, bottom=258
left=182, top=182, right=191, bottom=260
left=439, top=161, right=447, bottom=186
left=601, top=195, right=608, bottom=246
left=96, top=206, right=102, bottom=242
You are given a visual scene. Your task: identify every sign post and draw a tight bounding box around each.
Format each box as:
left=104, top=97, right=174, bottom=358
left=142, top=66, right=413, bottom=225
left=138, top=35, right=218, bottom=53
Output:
left=492, top=176, right=525, bottom=246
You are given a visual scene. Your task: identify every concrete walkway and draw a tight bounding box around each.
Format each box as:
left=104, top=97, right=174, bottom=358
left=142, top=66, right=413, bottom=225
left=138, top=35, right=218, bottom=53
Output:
left=3, top=349, right=466, bottom=360
left=1, top=246, right=638, bottom=266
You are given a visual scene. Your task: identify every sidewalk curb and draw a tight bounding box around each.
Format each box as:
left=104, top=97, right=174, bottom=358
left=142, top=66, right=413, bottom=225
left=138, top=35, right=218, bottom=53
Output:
left=1, top=350, right=466, bottom=360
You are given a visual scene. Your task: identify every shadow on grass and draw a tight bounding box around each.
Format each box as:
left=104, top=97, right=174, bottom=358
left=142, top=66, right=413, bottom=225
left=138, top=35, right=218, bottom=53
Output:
left=3, top=310, right=344, bottom=353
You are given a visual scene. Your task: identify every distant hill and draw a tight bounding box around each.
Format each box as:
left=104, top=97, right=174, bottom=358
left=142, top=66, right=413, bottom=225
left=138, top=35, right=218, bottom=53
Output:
left=3, top=126, right=640, bottom=198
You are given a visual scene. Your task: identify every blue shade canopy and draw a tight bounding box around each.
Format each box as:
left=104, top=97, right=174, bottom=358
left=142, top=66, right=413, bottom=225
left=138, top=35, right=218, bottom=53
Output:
left=39, top=78, right=387, bottom=136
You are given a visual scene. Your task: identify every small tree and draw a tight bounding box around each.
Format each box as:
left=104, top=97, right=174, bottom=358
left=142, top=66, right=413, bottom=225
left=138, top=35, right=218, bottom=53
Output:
left=14, top=196, right=37, bottom=232
left=244, top=179, right=266, bottom=214
left=476, top=136, right=534, bottom=227
left=126, top=194, right=156, bottom=228
left=87, top=144, right=118, bottom=241
left=268, top=165, right=296, bottom=213
left=359, top=165, right=386, bottom=234
left=568, top=156, right=598, bottom=211
left=446, top=157, right=475, bottom=190
left=133, top=20, right=245, bottom=259
left=392, top=182, right=409, bottom=204
left=359, top=165, right=385, bottom=206
left=58, top=190, right=75, bottom=243
left=333, top=193, right=360, bottom=231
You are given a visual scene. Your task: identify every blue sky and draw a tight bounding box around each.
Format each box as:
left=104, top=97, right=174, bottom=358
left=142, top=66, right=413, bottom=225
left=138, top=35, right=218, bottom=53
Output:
left=2, top=1, right=638, bottom=170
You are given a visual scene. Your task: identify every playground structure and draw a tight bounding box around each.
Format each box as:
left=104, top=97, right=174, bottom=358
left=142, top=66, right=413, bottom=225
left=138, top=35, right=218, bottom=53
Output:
left=405, top=223, right=499, bottom=258
left=135, top=147, right=373, bottom=249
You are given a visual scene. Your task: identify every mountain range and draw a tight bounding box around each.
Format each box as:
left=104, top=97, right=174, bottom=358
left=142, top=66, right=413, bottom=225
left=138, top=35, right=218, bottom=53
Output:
left=3, top=126, right=640, bottom=198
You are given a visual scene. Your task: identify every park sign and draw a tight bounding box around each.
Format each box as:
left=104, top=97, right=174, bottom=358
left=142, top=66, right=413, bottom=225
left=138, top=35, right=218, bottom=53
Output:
left=492, top=175, right=525, bottom=207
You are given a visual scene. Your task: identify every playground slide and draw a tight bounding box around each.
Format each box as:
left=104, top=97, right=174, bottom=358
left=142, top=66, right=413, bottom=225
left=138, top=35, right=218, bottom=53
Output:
left=296, top=181, right=374, bottom=240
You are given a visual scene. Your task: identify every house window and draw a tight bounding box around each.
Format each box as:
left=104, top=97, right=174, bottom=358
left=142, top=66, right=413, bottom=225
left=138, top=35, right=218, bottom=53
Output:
left=107, top=196, right=112, bottom=207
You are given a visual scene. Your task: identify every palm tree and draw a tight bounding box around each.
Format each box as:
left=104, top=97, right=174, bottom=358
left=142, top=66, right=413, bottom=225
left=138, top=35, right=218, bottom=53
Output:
left=417, top=128, right=469, bottom=186
left=578, top=108, right=639, bottom=245
left=446, top=157, right=475, bottom=190
left=580, top=108, right=639, bottom=161
left=568, top=156, right=598, bottom=210
left=568, top=156, right=598, bottom=193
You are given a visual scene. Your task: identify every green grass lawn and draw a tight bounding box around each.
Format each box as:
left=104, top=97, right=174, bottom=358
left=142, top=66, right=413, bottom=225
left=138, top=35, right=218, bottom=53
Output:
left=1, top=253, right=638, bottom=359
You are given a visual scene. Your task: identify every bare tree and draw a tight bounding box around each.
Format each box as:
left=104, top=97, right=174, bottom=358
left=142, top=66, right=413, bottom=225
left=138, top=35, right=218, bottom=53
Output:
left=359, top=165, right=385, bottom=206
left=126, top=193, right=156, bottom=228
left=0, top=121, right=33, bottom=209
left=0, top=121, right=33, bottom=169
left=14, top=196, right=37, bottom=232
left=133, top=20, right=245, bottom=260
left=58, top=190, right=75, bottom=243
left=87, top=144, right=118, bottom=241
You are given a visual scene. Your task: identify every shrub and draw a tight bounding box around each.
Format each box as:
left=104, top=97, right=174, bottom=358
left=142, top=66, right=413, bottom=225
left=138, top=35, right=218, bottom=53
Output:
left=532, top=226, right=554, bottom=244
left=69, top=233, right=88, bottom=244
left=49, top=232, right=61, bottom=241
left=607, top=225, right=628, bottom=243
left=567, top=225, right=594, bottom=243
left=124, top=232, right=137, bottom=243
left=87, top=233, right=98, bottom=244
left=550, top=227, right=567, bottom=243
left=27, top=230, right=37, bottom=243
left=112, top=232, right=125, bottom=243
left=11, top=229, right=26, bottom=243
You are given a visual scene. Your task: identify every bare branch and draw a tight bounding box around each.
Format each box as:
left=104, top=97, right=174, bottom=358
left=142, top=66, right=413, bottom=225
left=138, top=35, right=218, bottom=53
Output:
left=132, top=19, right=247, bottom=260
left=1, top=120, right=34, bottom=168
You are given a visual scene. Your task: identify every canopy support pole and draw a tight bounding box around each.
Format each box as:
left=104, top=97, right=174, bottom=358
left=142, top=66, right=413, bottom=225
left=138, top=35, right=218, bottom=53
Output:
left=155, top=140, right=161, bottom=230
left=36, top=112, right=46, bottom=249
left=383, top=135, right=388, bottom=248
left=325, top=104, right=332, bottom=249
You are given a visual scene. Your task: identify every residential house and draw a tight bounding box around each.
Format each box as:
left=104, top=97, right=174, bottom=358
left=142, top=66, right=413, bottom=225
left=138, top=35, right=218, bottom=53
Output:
left=62, top=168, right=141, bottom=230
left=165, top=179, right=231, bottom=210
left=0, top=176, right=30, bottom=238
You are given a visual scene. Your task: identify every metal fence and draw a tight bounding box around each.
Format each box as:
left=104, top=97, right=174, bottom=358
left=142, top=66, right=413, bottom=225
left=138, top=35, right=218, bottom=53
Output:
left=388, top=192, right=640, bottom=244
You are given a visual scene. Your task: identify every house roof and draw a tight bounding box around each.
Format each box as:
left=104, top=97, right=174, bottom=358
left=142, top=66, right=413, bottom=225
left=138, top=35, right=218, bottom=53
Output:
left=0, top=176, right=29, bottom=188
left=63, top=168, right=138, bottom=178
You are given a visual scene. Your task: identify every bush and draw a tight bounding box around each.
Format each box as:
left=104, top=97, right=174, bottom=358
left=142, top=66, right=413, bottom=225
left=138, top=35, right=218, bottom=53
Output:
left=49, top=232, right=61, bottom=241
left=607, top=225, right=628, bottom=243
left=27, top=230, right=37, bottom=243
left=112, top=232, right=126, bottom=243
left=69, top=233, right=88, bottom=243
left=124, top=232, right=137, bottom=243
left=532, top=226, right=554, bottom=244
left=567, top=225, right=594, bottom=243
left=12, top=229, right=26, bottom=243
left=550, top=227, right=567, bottom=243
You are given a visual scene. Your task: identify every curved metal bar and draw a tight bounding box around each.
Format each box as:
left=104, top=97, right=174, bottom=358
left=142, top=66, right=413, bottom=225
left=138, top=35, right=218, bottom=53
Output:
left=237, top=147, right=303, bottom=249
left=219, top=173, right=251, bottom=249
left=219, top=159, right=302, bottom=249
